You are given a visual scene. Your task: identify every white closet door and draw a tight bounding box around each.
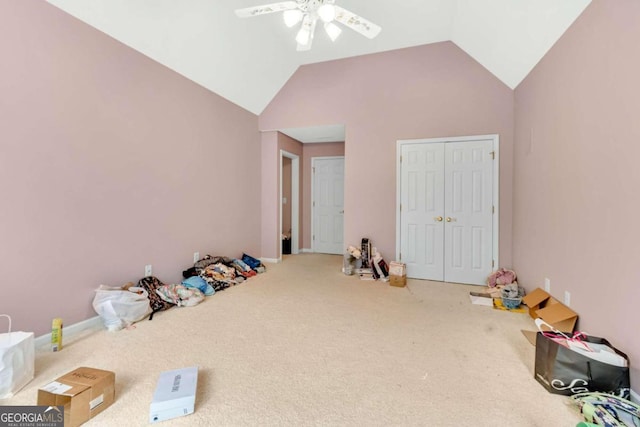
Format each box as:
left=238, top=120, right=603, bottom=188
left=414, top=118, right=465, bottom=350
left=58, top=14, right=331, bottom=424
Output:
left=399, top=139, right=495, bottom=285
left=443, top=140, right=494, bottom=285
left=400, top=143, right=445, bottom=281
left=313, top=157, right=344, bottom=254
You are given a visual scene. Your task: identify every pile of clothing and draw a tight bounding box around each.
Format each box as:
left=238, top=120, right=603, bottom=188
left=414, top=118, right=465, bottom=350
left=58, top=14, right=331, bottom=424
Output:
left=183, top=253, right=266, bottom=293
left=93, top=252, right=266, bottom=330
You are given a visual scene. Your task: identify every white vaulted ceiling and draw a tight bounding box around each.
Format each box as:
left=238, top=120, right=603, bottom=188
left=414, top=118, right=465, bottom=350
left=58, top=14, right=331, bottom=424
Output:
left=45, top=0, right=591, bottom=115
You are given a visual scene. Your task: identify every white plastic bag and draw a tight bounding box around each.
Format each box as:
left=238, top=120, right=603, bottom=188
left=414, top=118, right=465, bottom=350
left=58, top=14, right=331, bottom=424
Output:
left=0, top=314, right=35, bottom=399
left=92, top=285, right=152, bottom=331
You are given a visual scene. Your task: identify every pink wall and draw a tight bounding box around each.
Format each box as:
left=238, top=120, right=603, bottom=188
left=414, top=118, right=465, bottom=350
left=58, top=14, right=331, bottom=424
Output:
left=260, top=42, right=515, bottom=264
left=0, top=1, right=260, bottom=336
left=514, top=0, right=640, bottom=389
left=302, top=142, right=345, bottom=250
left=260, top=131, right=279, bottom=258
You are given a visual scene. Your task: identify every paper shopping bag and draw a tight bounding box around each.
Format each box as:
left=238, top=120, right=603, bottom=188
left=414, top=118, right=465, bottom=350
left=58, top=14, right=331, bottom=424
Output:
left=534, top=331, right=630, bottom=398
left=0, top=315, right=35, bottom=399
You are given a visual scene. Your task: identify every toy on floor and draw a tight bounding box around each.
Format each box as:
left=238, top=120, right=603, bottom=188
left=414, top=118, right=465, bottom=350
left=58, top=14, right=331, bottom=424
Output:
left=343, top=245, right=361, bottom=275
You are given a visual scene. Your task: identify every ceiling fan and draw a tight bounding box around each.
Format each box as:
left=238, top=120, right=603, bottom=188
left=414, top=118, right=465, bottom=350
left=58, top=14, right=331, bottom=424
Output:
left=235, top=0, right=381, bottom=51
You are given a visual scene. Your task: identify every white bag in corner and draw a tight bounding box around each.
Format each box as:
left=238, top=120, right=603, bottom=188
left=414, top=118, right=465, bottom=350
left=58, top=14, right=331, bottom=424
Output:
left=93, top=285, right=152, bottom=331
left=0, top=314, right=35, bottom=399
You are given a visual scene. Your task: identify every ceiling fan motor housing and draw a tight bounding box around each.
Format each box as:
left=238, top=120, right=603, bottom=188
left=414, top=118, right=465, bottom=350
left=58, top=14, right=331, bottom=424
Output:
left=297, top=0, right=335, bottom=13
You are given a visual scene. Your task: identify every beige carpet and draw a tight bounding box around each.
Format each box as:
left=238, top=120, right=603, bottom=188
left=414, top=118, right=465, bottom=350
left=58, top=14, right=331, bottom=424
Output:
left=2, top=254, right=583, bottom=426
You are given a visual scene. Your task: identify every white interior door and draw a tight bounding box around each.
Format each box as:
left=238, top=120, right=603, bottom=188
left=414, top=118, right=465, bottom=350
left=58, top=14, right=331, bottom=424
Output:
left=400, top=143, right=445, bottom=280
left=399, top=138, right=495, bottom=285
left=443, top=141, right=494, bottom=284
left=313, top=157, right=344, bottom=254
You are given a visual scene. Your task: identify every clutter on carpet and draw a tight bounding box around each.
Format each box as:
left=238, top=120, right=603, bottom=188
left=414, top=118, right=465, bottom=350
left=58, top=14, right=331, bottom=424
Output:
left=535, top=330, right=630, bottom=397
left=51, top=317, right=63, bottom=352
left=92, top=285, right=152, bottom=331
left=468, top=268, right=525, bottom=311
left=343, top=238, right=394, bottom=283
left=155, top=284, right=204, bottom=307
left=571, top=392, right=639, bottom=426
left=388, top=262, right=406, bottom=287
left=0, top=314, right=35, bottom=399
left=486, top=267, right=517, bottom=287
left=521, top=287, right=578, bottom=333
left=492, top=298, right=527, bottom=313
left=93, top=252, right=266, bottom=330
left=342, top=245, right=361, bottom=275
left=38, top=366, right=115, bottom=427
left=469, top=291, right=493, bottom=307
left=150, top=366, right=198, bottom=423
left=500, top=283, right=524, bottom=309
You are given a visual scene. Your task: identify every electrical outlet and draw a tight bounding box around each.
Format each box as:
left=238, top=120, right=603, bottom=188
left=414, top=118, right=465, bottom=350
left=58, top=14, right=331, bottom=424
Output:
left=145, top=264, right=152, bottom=277
left=193, top=252, right=200, bottom=263
left=544, top=278, right=551, bottom=293
left=564, top=291, right=571, bottom=307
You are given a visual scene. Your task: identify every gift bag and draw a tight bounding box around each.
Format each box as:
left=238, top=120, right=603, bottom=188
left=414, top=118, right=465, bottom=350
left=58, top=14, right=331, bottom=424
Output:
left=534, top=330, right=630, bottom=398
left=0, top=314, right=35, bottom=399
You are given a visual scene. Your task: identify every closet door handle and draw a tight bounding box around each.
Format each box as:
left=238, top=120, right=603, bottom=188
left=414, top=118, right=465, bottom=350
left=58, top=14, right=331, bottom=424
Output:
left=434, top=216, right=443, bottom=222
left=446, top=217, right=453, bottom=222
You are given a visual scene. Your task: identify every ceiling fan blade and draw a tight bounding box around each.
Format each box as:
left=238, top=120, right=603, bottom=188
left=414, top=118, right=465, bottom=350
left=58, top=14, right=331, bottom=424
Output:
left=235, top=1, right=298, bottom=18
left=296, top=14, right=317, bottom=51
left=334, top=6, right=381, bottom=39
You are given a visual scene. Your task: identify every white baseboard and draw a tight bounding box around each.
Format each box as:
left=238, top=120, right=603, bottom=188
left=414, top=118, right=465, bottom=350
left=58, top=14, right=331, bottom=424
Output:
left=631, top=388, right=639, bottom=404
left=260, top=257, right=280, bottom=264
left=300, top=248, right=313, bottom=253
left=34, top=316, right=104, bottom=351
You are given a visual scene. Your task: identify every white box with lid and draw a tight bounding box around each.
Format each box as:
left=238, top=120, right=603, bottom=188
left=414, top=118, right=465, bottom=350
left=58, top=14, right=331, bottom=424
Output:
left=149, top=366, right=198, bottom=423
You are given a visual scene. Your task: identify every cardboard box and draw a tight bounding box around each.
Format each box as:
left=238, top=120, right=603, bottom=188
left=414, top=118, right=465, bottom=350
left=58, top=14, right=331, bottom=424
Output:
left=38, top=367, right=115, bottom=427
left=522, top=288, right=553, bottom=317
left=469, top=291, right=493, bottom=306
left=389, top=275, right=406, bottom=287
left=388, top=262, right=406, bottom=287
left=521, top=287, right=578, bottom=345
left=150, top=366, right=198, bottom=423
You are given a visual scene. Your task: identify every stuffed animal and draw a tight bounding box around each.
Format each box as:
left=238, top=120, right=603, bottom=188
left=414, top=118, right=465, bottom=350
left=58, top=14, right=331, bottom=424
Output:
left=487, top=268, right=517, bottom=288
left=346, top=245, right=361, bottom=259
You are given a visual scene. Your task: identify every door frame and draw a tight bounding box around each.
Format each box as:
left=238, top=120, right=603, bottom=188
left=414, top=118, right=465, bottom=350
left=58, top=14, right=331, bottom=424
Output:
left=395, top=134, right=500, bottom=274
left=311, top=156, right=345, bottom=253
left=280, top=150, right=299, bottom=258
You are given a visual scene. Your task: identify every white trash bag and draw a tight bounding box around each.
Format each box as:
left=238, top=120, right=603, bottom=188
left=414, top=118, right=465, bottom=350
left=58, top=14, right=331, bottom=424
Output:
left=0, top=314, right=35, bottom=399
left=92, top=285, right=152, bottom=331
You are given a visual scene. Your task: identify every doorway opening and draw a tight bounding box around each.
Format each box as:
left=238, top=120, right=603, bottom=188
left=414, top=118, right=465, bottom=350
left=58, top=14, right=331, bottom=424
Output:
left=280, top=150, right=299, bottom=259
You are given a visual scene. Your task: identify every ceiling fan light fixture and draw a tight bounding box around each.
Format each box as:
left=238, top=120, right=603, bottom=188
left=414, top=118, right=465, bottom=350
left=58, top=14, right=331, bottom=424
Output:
left=324, top=22, right=341, bottom=42
left=235, top=1, right=381, bottom=51
left=317, top=4, right=336, bottom=23
left=296, top=27, right=311, bottom=46
left=283, top=9, right=303, bottom=28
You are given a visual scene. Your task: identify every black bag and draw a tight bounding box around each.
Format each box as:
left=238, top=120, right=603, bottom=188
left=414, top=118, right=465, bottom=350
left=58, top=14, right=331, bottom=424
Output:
left=136, top=276, right=175, bottom=320
left=534, top=332, right=630, bottom=398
